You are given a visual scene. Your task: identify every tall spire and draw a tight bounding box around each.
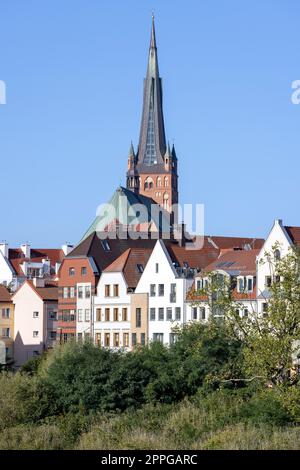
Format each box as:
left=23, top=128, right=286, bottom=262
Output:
left=136, top=15, right=166, bottom=167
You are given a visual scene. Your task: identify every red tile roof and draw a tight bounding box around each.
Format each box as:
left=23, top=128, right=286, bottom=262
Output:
left=0, top=285, right=12, bottom=303
left=285, top=226, right=300, bottom=247
left=8, top=248, right=65, bottom=276
left=204, top=249, right=260, bottom=276
left=104, top=248, right=153, bottom=288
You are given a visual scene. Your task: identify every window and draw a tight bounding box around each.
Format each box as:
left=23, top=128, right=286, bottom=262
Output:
left=122, top=308, right=128, bottom=321
left=49, top=311, right=57, bottom=320
left=274, top=249, right=281, bottom=260
left=123, top=332, right=129, bottom=347
left=101, top=240, right=111, bottom=252
left=33, top=331, right=39, bottom=338
left=265, top=276, right=272, bottom=288
left=196, top=280, right=201, bottom=291
left=85, top=309, right=90, bottom=322
left=137, top=264, right=144, bottom=273
left=155, top=263, right=159, bottom=273
left=85, top=332, right=90, bottom=340
left=141, top=333, right=145, bottom=346
left=63, top=287, right=69, bottom=299
left=136, top=308, right=142, bottom=327
left=262, top=303, right=268, bottom=317
left=132, top=333, right=137, bottom=346
left=238, top=278, right=244, bottom=293
left=96, top=308, right=101, bottom=322
left=113, top=308, right=119, bottom=321
left=170, top=284, right=176, bottom=303
left=78, top=332, right=83, bottom=342
left=78, top=309, right=83, bottom=322
left=158, top=284, right=164, bottom=296
left=70, top=287, right=75, bottom=298
left=85, top=286, right=91, bottom=298
left=95, top=333, right=101, bottom=347
left=150, top=284, right=156, bottom=297
left=113, top=284, right=119, bottom=297
left=81, top=267, right=87, bottom=276
left=274, top=275, right=281, bottom=285
left=247, top=278, right=253, bottom=292
left=166, top=307, right=172, bottom=321
left=105, top=285, right=110, bottom=297
left=33, top=351, right=40, bottom=357
left=169, top=333, right=177, bottom=345
left=158, top=308, right=164, bottom=321
left=2, top=328, right=10, bottom=338
left=243, top=309, right=249, bottom=318
left=33, top=311, right=39, bottom=318
left=105, top=308, right=110, bottom=321
left=1, top=308, right=10, bottom=319
left=114, top=333, right=120, bottom=347
left=175, top=307, right=181, bottom=321
left=78, top=286, right=83, bottom=298
left=153, top=333, right=164, bottom=343
left=49, top=331, right=56, bottom=340
left=104, top=333, right=110, bottom=347
left=70, top=310, right=75, bottom=322
left=193, top=307, right=198, bottom=320
left=200, top=307, right=206, bottom=320
left=150, top=308, right=155, bottom=321
left=69, top=267, right=75, bottom=276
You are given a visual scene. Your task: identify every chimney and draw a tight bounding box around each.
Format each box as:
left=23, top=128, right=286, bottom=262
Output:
left=62, top=244, right=74, bottom=256
left=33, top=278, right=45, bottom=288
left=0, top=242, right=8, bottom=258
left=173, top=223, right=186, bottom=247
left=21, top=243, right=31, bottom=258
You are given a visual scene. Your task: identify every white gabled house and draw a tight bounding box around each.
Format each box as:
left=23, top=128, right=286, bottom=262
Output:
left=135, top=240, right=195, bottom=346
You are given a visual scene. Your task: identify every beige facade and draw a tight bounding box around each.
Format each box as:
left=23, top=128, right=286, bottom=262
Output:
left=130, top=292, right=148, bottom=347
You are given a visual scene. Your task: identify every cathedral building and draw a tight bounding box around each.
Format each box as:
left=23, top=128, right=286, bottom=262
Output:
left=126, top=16, right=178, bottom=223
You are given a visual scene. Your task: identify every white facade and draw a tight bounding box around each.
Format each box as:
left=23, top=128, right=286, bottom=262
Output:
left=93, top=272, right=131, bottom=349
left=256, top=219, right=293, bottom=315
left=135, top=240, right=193, bottom=345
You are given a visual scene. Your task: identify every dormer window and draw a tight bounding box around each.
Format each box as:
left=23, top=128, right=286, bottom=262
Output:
left=101, top=240, right=111, bottom=252
left=137, top=264, right=144, bottom=273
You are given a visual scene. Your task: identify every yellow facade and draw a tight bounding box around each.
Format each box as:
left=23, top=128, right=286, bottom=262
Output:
left=0, top=301, right=14, bottom=364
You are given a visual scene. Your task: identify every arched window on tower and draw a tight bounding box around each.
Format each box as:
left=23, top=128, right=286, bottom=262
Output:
left=164, top=176, right=168, bottom=187
left=163, top=193, right=169, bottom=210
left=144, top=176, right=154, bottom=190
left=156, top=176, right=162, bottom=187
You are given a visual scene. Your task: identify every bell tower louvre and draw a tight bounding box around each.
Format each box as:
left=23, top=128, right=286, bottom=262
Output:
left=126, top=16, right=178, bottom=222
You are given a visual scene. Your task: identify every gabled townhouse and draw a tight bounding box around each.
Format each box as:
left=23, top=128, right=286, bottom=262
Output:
left=12, top=279, right=58, bottom=367
left=186, top=248, right=260, bottom=322
left=0, top=242, right=71, bottom=291
left=0, top=285, right=14, bottom=365
left=92, top=248, right=152, bottom=349
left=256, top=219, right=300, bottom=316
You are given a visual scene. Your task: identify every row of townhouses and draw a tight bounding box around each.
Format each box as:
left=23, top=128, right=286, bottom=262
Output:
left=1, top=20, right=298, bottom=367
left=1, top=219, right=299, bottom=367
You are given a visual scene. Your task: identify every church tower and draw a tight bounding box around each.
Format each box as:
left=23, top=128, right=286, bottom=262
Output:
left=126, top=16, right=178, bottom=222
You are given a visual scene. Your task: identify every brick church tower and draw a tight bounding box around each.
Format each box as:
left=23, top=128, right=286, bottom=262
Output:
left=126, top=17, right=178, bottom=223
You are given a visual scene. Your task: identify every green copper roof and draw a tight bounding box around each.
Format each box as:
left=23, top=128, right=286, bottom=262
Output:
left=80, top=186, right=171, bottom=242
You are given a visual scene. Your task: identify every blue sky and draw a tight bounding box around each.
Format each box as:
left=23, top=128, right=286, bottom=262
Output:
left=0, top=0, right=300, bottom=247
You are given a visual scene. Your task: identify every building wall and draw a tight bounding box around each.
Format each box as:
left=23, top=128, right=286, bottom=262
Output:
left=135, top=240, right=193, bottom=345
left=130, top=292, right=148, bottom=346
left=0, top=251, right=14, bottom=287
left=13, top=283, right=45, bottom=366
left=93, top=272, right=131, bottom=349
left=58, top=258, right=98, bottom=341
left=0, top=301, right=14, bottom=364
